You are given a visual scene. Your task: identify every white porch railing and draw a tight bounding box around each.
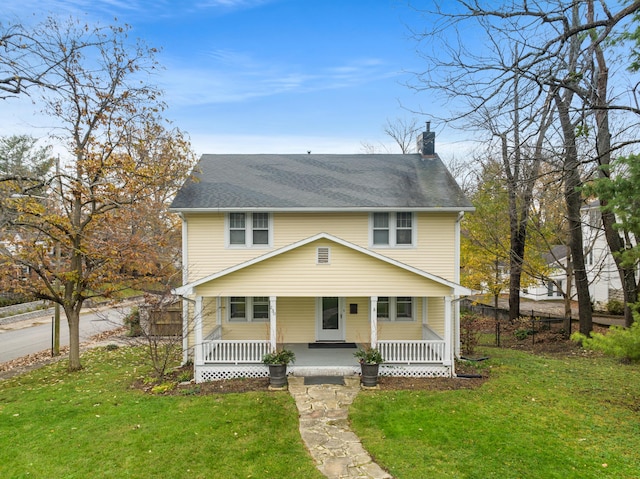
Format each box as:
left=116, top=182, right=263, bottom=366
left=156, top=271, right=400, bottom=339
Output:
left=202, top=340, right=271, bottom=364
left=378, top=340, right=445, bottom=363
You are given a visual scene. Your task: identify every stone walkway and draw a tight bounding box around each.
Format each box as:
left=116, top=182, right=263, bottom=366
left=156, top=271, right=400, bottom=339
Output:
left=288, top=376, right=393, bottom=479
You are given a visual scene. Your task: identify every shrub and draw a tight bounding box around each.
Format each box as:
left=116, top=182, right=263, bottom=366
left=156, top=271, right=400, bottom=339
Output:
left=262, top=349, right=296, bottom=365
left=354, top=347, right=384, bottom=364
left=460, top=310, right=482, bottom=356
left=606, top=299, right=625, bottom=315
left=515, top=329, right=532, bottom=341
left=572, top=320, right=640, bottom=362
left=124, top=307, right=141, bottom=336
left=151, top=382, right=176, bottom=394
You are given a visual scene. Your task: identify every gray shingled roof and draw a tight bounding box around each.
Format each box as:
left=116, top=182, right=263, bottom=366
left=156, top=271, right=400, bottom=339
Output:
left=170, top=154, right=473, bottom=211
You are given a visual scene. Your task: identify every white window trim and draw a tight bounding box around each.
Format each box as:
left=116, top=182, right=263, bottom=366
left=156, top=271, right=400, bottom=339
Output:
left=369, top=212, right=416, bottom=248
left=228, top=297, right=270, bottom=322
left=377, top=296, right=416, bottom=322
left=225, top=212, right=273, bottom=248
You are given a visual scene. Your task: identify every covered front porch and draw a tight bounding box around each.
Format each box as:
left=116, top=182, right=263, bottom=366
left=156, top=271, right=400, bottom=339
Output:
left=188, top=294, right=454, bottom=382
left=194, top=338, right=451, bottom=382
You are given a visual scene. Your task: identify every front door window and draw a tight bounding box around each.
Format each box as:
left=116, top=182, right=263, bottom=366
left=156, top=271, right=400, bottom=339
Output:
left=317, top=297, right=344, bottom=341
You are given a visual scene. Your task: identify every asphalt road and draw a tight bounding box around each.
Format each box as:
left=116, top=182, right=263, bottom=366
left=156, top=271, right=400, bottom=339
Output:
left=0, top=305, right=130, bottom=363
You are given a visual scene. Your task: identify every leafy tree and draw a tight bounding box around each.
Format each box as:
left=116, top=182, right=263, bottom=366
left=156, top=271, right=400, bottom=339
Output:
left=0, top=135, right=53, bottom=219
left=0, top=17, right=196, bottom=371
left=586, top=154, right=640, bottom=322
left=461, top=161, right=511, bottom=309
left=462, top=159, right=550, bottom=310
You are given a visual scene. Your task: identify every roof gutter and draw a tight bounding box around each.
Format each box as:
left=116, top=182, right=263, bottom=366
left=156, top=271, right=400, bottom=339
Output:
left=169, top=206, right=476, bottom=214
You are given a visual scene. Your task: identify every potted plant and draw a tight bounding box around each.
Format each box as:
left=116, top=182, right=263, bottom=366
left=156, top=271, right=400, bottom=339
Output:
left=262, top=348, right=295, bottom=388
left=354, top=347, right=384, bottom=387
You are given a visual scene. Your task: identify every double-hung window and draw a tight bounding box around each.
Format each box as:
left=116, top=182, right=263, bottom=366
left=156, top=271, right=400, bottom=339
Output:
left=371, top=212, right=414, bottom=247
left=228, top=212, right=271, bottom=247
left=229, top=297, right=270, bottom=322
left=377, top=297, right=414, bottom=321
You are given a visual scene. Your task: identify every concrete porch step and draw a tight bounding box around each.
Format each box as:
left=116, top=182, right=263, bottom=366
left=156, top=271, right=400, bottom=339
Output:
left=289, top=365, right=360, bottom=377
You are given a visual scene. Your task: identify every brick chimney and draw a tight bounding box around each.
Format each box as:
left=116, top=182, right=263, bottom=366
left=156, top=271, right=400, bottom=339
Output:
left=417, top=121, right=435, bottom=157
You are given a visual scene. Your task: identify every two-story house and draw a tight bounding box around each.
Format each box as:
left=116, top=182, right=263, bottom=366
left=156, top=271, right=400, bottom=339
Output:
left=170, top=129, right=473, bottom=382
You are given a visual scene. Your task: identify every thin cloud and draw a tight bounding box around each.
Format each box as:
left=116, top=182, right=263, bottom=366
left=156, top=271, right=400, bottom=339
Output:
left=4, top=0, right=271, bottom=22
left=162, top=49, right=398, bottom=106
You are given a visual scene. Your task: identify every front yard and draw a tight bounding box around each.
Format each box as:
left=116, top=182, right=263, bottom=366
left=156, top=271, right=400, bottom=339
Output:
left=0, top=346, right=323, bottom=479
left=350, top=347, right=640, bottom=478
left=1, top=339, right=639, bottom=478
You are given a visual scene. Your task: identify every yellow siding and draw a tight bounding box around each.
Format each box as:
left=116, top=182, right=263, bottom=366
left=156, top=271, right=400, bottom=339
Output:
left=276, top=297, right=316, bottom=343
left=345, top=297, right=371, bottom=344
left=183, top=211, right=459, bottom=283
left=273, top=212, right=369, bottom=247
left=194, top=239, right=451, bottom=298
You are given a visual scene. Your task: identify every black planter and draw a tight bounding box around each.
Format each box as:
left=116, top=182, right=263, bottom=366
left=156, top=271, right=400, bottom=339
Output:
left=267, top=364, right=288, bottom=388
left=360, top=363, right=380, bottom=387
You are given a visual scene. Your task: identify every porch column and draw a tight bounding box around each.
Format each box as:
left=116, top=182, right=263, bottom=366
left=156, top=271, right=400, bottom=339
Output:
left=195, top=295, right=204, bottom=366
left=269, top=296, right=277, bottom=352
left=444, top=295, right=452, bottom=366
left=370, top=296, right=378, bottom=349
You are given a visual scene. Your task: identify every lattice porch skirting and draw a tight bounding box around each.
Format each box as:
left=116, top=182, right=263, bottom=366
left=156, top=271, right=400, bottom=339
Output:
left=379, top=364, right=452, bottom=378
left=196, top=363, right=452, bottom=382
left=196, top=365, right=269, bottom=382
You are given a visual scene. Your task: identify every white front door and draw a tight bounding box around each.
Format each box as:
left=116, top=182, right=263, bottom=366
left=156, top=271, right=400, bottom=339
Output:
left=316, top=297, right=345, bottom=341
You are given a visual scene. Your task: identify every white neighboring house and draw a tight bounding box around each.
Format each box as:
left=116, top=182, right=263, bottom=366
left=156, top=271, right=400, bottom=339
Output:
left=521, top=245, right=569, bottom=301
left=581, top=201, right=630, bottom=308
left=522, top=201, right=633, bottom=309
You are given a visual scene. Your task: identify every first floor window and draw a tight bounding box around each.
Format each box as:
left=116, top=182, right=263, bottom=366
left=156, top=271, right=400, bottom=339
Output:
left=377, top=297, right=390, bottom=320
left=230, top=296, right=247, bottom=320
left=252, top=296, right=270, bottom=320
left=377, top=296, right=414, bottom=321
left=229, top=297, right=270, bottom=322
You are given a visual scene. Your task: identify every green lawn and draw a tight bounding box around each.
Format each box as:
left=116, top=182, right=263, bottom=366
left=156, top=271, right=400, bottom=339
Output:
left=350, top=348, right=640, bottom=479
left=0, top=347, right=323, bottom=479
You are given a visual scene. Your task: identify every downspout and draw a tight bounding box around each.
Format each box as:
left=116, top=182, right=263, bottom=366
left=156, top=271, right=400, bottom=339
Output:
left=180, top=213, right=189, bottom=365
left=454, top=211, right=464, bottom=359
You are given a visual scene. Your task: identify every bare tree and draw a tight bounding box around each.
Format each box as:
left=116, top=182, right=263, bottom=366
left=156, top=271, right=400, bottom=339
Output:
left=383, top=117, right=419, bottom=153
left=410, top=0, right=640, bottom=332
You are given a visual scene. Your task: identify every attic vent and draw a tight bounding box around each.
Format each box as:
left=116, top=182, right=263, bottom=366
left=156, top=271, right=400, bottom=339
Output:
left=317, top=247, right=330, bottom=264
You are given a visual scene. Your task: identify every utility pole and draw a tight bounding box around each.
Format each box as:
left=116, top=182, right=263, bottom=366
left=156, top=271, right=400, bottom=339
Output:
left=52, top=155, right=61, bottom=356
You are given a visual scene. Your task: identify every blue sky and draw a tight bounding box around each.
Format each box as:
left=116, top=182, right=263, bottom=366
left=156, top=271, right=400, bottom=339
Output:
left=3, top=0, right=465, bottom=158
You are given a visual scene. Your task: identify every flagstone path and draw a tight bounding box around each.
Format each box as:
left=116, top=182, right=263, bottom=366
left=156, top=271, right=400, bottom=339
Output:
left=288, top=376, right=393, bottom=479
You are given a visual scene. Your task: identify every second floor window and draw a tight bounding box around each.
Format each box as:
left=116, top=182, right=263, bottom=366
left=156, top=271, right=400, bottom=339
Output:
left=371, top=212, right=414, bottom=247
left=228, top=212, right=271, bottom=247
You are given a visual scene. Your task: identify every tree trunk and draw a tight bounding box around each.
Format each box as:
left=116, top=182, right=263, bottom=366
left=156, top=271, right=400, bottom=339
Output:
left=564, top=255, right=573, bottom=334
left=65, top=305, right=83, bottom=371
left=555, top=89, right=593, bottom=335
left=587, top=0, right=638, bottom=327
